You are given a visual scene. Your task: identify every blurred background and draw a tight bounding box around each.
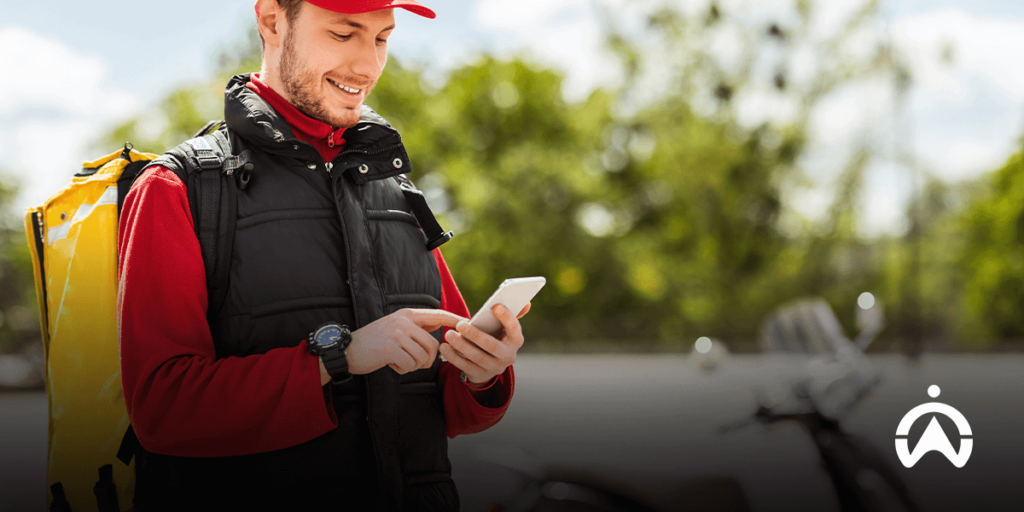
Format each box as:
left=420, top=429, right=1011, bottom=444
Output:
left=3, top=0, right=1024, bottom=360
left=2, top=0, right=1024, bottom=511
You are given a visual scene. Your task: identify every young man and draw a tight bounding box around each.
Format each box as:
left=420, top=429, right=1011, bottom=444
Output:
left=116, top=1, right=528, bottom=510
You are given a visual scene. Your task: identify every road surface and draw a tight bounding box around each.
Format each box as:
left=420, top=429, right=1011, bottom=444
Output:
left=2, top=354, right=1021, bottom=511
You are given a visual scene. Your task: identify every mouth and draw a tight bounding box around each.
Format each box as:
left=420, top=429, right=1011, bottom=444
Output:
left=327, top=78, right=363, bottom=96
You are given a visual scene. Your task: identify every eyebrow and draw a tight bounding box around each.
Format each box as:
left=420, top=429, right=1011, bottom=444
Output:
left=338, top=20, right=396, bottom=32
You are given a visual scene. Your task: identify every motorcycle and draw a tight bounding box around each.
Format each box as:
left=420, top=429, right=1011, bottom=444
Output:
left=456, top=296, right=918, bottom=512
left=722, top=297, right=920, bottom=512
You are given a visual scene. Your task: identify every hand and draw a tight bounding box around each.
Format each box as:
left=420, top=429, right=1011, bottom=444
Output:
left=439, top=302, right=531, bottom=386
left=344, top=309, right=465, bottom=377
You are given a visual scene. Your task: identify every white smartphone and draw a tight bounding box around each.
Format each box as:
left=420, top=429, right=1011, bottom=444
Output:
left=469, top=277, right=546, bottom=335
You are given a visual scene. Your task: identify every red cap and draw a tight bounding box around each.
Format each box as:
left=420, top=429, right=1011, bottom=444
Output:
left=258, top=0, right=436, bottom=19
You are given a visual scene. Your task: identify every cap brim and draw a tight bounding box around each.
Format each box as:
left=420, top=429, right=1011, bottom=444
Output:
left=389, top=1, right=436, bottom=19
left=303, top=0, right=437, bottom=19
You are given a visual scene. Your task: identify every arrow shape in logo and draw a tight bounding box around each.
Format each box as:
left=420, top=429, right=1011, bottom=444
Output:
left=895, top=416, right=973, bottom=468
left=894, top=387, right=973, bottom=469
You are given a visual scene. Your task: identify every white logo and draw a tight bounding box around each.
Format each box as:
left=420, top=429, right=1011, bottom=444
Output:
left=895, top=385, right=972, bottom=468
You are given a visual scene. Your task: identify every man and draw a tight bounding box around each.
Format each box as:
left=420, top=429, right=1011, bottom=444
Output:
left=116, top=1, right=528, bottom=510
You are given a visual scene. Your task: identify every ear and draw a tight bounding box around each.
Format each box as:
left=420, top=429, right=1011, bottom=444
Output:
left=256, top=0, right=286, bottom=49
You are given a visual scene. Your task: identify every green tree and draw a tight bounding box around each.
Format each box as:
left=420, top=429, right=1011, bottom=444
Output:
left=957, top=149, right=1024, bottom=343
left=0, top=175, right=42, bottom=354
left=100, top=1, right=940, bottom=348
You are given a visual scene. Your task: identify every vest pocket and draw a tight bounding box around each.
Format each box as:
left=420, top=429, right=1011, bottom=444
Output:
left=387, top=293, right=442, bottom=310
left=366, top=208, right=419, bottom=227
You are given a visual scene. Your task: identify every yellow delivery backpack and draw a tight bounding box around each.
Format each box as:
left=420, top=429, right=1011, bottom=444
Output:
left=25, top=145, right=158, bottom=512
left=26, top=120, right=259, bottom=511
left=26, top=117, right=255, bottom=511
left=27, top=117, right=250, bottom=512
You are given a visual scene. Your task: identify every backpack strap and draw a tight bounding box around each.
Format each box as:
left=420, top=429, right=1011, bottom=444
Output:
left=49, top=482, right=74, bottom=512
left=393, top=175, right=454, bottom=250
left=171, top=129, right=247, bottom=325
left=119, top=124, right=250, bottom=466
left=92, top=464, right=121, bottom=512
left=116, top=425, right=139, bottom=466
left=184, top=135, right=226, bottom=292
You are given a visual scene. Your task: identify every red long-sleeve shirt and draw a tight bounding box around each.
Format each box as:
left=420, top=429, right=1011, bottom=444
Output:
left=116, top=75, right=513, bottom=458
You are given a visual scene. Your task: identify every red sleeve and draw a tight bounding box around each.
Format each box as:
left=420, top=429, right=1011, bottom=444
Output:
left=433, top=249, right=516, bottom=438
left=116, top=166, right=337, bottom=457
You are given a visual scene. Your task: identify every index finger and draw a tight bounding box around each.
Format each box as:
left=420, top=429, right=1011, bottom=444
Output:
left=406, top=309, right=466, bottom=331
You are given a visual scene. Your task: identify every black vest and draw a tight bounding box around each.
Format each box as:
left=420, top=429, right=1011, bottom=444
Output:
left=132, top=74, right=457, bottom=512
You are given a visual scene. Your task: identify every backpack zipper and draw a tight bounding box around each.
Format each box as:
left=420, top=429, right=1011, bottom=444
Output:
left=36, top=214, right=46, bottom=246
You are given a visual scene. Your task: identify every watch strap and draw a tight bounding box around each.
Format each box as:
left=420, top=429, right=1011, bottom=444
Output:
left=322, top=347, right=352, bottom=384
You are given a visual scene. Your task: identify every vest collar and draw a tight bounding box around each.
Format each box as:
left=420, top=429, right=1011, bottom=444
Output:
left=246, top=74, right=348, bottom=149
left=224, top=73, right=403, bottom=156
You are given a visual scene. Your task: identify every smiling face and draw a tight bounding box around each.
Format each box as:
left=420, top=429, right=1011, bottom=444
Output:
left=259, top=1, right=394, bottom=128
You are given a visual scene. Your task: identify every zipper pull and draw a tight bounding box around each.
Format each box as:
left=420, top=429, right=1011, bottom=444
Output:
left=328, top=132, right=335, bottom=148
left=37, top=214, right=45, bottom=243
left=326, top=162, right=333, bottom=174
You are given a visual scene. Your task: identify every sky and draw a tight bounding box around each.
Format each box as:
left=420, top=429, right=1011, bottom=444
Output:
left=2, top=0, right=1023, bottom=237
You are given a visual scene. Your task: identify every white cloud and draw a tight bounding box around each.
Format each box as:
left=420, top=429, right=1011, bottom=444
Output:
left=858, top=161, right=914, bottom=238
left=894, top=8, right=1024, bottom=103
left=893, top=8, right=1024, bottom=180
left=472, top=0, right=633, bottom=101
left=474, top=0, right=589, bottom=28
left=787, top=7, right=1024, bottom=236
left=0, top=27, right=137, bottom=118
left=0, top=27, right=139, bottom=210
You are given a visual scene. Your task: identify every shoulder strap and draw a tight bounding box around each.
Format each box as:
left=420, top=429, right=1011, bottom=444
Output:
left=393, top=175, right=454, bottom=250
left=119, top=123, right=252, bottom=466
left=174, top=128, right=246, bottom=325
left=132, top=123, right=249, bottom=322
left=183, top=134, right=227, bottom=287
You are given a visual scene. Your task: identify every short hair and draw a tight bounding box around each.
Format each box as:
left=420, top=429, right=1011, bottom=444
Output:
left=258, top=0, right=305, bottom=49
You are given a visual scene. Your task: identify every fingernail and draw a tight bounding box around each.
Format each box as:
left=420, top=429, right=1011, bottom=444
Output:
left=457, top=320, right=470, bottom=331
left=494, top=304, right=506, bottom=314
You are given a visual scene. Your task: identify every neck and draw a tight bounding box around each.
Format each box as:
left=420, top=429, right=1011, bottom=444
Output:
left=258, top=59, right=290, bottom=108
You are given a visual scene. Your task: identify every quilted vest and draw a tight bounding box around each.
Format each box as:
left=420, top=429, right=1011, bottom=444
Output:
left=132, top=74, right=456, bottom=512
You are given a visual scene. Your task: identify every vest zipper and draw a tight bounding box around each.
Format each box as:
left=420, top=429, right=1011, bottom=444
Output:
left=293, top=136, right=360, bottom=322
left=290, top=126, right=401, bottom=172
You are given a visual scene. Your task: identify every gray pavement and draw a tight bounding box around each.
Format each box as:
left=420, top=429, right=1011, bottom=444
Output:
left=2, top=354, right=1022, bottom=511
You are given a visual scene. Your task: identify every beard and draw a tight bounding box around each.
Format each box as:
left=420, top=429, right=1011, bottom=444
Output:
left=278, top=30, right=374, bottom=129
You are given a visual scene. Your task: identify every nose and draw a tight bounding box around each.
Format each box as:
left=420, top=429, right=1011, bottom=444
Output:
left=350, top=37, right=385, bottom=82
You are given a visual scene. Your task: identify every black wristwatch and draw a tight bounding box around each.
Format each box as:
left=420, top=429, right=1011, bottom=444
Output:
left=307, top=322, right=353, bottom=384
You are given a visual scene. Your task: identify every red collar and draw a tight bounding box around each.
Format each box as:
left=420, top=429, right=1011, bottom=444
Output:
left=246, top=74, right=347, bottom=151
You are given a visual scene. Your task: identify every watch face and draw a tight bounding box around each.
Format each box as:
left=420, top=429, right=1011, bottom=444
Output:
left=314, top=325, right=344, bottom=347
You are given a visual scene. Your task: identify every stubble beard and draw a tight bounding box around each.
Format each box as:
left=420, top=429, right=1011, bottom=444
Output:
left=279, top=31, right=370, bottom=129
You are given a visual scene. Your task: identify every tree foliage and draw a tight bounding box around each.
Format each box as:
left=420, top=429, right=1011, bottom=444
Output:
left=0, top=175, right=40, bottom=354
left=958, top=150, right=1024, bottom=342
left=83, top=0, right=1024, bottom=349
